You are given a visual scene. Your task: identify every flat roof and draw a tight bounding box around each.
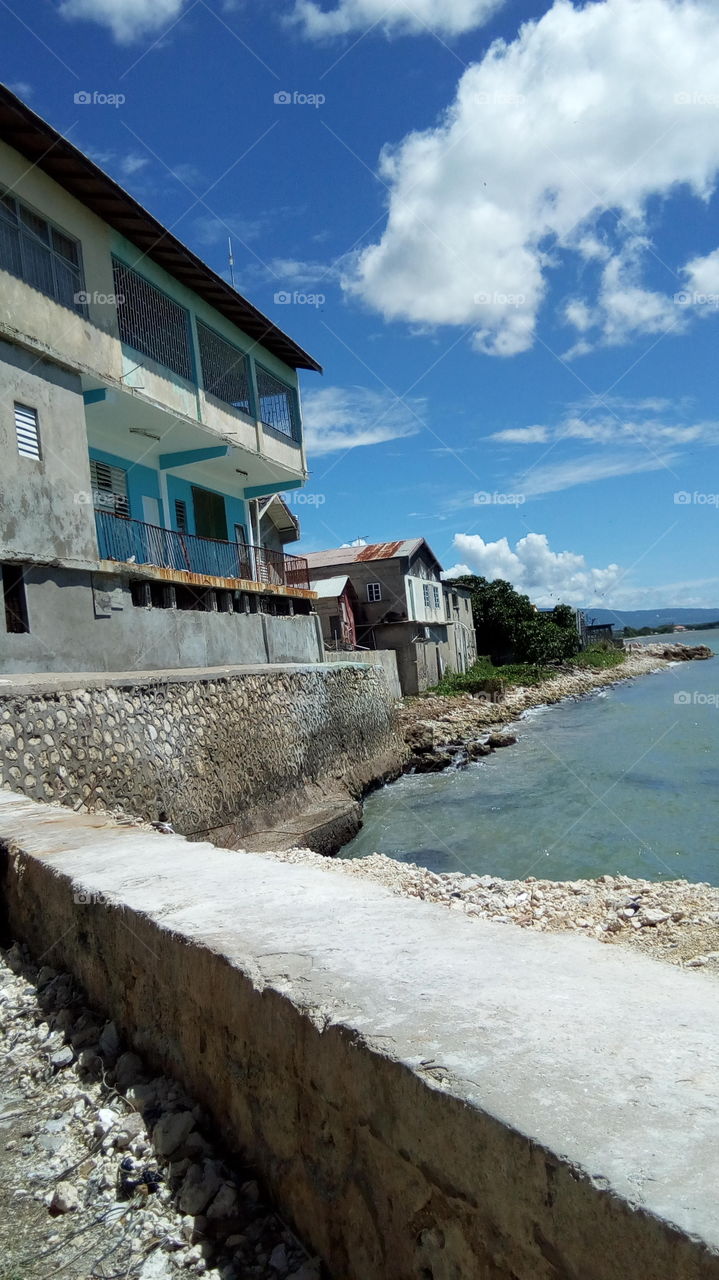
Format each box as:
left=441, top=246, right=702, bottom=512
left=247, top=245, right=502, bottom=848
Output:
left=0, top=84, right=322, bottom=374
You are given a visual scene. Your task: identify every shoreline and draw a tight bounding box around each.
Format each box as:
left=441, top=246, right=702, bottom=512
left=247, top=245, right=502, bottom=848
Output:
left=399, top=643, right=711, bottom=770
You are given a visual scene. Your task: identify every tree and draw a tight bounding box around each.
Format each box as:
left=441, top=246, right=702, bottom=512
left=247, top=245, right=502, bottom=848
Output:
left=452, top=575, right=580, bottom=664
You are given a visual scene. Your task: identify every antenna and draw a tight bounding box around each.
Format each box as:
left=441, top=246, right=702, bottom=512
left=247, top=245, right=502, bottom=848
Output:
left=228, top=236, right=235, bottom=288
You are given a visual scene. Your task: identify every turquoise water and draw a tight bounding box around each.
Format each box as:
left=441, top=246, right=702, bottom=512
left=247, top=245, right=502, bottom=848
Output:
left=341, top=632, right=719, bottom=884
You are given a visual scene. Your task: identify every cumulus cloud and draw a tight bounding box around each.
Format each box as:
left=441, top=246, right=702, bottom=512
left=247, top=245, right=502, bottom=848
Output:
left=681, top=246, right=719, bottom=304
left=346, top=0, right=719, bottom=355
left=445, top=532, right=624, bottom=606
left=302, top=386, right=422, bottom=455
left=59, top=0, right=186, bottom=42
left=290, top=0, right=503, bottom=39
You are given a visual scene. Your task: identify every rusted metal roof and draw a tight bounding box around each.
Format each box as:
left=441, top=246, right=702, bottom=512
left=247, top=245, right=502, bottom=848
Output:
left=304, top=539, right=441, bottom=569
left=0, top=85, right=322, bottom=374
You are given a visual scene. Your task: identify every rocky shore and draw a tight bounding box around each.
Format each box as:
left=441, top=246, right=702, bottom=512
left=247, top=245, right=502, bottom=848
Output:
left=0, top=944, right=321, bottom=1280
left=262, top=847, right=719, bottom=972
left=400, top=642, right=713, bottom=771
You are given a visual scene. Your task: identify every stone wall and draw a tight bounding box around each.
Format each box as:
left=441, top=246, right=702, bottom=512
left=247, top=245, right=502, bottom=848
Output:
left=2, top=791, right=719, bottom=1280
left=322, top=650, right=402, bottom=700
left=0, top=663, right=404, bottom=843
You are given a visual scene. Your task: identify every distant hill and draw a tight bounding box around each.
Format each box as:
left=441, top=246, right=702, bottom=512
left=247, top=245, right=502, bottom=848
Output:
left=584, top=607, right=719, bottom=630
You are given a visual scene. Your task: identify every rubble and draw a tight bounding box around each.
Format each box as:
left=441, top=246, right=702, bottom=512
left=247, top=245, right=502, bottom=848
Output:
left=0, top=944, right=324, bottom=1279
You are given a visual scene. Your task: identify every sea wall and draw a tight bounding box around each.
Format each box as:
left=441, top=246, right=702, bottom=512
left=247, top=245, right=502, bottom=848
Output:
left=0, top=663, right=404, bottom=843
left=2, top=791, right=719, bottom=1280
left=322, top=650, right=402, bottom=700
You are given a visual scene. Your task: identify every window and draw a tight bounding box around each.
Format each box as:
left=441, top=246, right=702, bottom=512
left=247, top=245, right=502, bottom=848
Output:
left=0, top=190, right=87, bottom=314
left=14, top=403, right=40, bottom=459
left=197, top=321, right=252, bottom=415
left=174, top=499, right=188, bottom=532
left=90, top=458, right=130, bottom=517
left=112, top=258, right=193, bottom=381
left=433, top=585, right=440, bottom=609
left=2, top=564, right=29, bottom=634
left=256, top=365, right=300, bottom=440
left=367, top=582, right=382, bottom=603
left=422, top=583, right=431, bottom=608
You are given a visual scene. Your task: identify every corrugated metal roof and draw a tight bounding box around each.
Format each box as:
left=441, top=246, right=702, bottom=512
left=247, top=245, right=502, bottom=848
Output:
left=304, top=539, right=426, bottom=568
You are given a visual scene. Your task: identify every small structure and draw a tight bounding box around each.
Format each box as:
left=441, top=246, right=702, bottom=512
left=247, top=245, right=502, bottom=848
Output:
left=305, top=540, right=476, bottom=694
left=310, top=575, right=358, bottom=648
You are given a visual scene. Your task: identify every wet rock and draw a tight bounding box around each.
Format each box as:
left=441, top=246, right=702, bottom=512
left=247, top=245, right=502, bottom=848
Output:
left=486, top=732, right=517, bottom=748
left=467, top=740, right=492, bottom=759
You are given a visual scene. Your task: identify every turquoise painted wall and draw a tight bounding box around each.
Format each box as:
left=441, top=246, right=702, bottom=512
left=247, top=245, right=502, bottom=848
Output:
left=89, top=447, right=249, bottom=540
left=89, top=447, right=160, bottom=522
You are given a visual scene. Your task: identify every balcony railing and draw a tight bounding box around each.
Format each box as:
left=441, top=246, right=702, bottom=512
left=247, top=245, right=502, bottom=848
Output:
left=94, top=509, right=310, bottom=591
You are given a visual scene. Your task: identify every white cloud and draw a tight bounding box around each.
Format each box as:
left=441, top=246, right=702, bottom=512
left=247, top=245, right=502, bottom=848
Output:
left=490, top=407, right=719, bottom=452
left=59, top=0, right=186, bottom=42
left=681, top=246, right=719, bottom=302
left=290, top=0, right=503, bottom=39
left=346, top=0, right=719, bottom=355
left=119, top=153, right=150, bottom=177
left=302, top=386, right=422, bottom=455
left=517, top=450, right=677, bottom=497
left=445, top=532, right=624, bottom=606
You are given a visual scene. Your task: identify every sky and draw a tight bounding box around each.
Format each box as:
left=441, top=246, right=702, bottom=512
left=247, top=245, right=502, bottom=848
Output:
left=3, top=0, right=719, bottom=609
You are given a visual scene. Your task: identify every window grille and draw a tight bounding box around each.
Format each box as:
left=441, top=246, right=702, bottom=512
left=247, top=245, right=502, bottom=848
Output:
left=90, top=458, right=130, bottom=517
left=0, top=190, right=86, bottom=314
left=112, top=258, right=193, bottom=381
left=422, top=583, right=432, bottom=608
left=256, top=365, right=300, bottom=440
left=196, top=321, right=252, bottom=414
left=174, top=499, right=188, bottom=531
left=367, top=582, right=382, bottom=603
left=2, top=564, right=29, bottom=634
left=433, top=585, right=440, bottom=609
left=14, top=404, right=40, bottom=459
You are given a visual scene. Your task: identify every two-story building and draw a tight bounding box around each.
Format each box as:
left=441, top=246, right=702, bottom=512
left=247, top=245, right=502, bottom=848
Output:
left=305, top=540, right=476, bottom=694
left=0, top=86, right=323, bottom=674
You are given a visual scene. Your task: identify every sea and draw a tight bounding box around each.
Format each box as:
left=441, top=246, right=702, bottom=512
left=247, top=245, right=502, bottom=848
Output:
left=340, top=631, right=719, bottom=885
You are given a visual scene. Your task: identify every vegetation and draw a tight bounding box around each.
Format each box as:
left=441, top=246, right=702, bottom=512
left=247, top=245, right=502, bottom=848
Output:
left=567, top=645, right=626, bottom=669
left=451, top=575, right=581, bottom=665
left=622, top=624, right=675, bottom=636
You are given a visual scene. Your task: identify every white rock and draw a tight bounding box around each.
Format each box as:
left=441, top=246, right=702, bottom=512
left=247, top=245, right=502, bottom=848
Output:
left=269, top=1243, right=288, bottom=1271
left=50, top=1181, right=79, bottom=1213
left=153, top=1110, right=196, bottom=1158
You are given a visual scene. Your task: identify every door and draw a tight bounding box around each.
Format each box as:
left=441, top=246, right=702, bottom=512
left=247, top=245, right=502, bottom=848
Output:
left=191, top=486, right=228, bottom=540
left=142, top=496, right=161, bottom=527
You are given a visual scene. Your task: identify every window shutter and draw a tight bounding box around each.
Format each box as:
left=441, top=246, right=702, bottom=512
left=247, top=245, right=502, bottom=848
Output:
left=14, top=404, right=40, bottom=459
left=89, top=458, right=129, bottom=516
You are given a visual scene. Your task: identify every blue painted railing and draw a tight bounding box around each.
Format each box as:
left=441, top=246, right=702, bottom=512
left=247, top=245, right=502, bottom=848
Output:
left=94, top=509, right=310, bottom=590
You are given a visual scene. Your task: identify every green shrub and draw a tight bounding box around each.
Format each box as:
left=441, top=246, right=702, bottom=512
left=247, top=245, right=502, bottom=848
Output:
left=568, top=645, right=625, bottom=669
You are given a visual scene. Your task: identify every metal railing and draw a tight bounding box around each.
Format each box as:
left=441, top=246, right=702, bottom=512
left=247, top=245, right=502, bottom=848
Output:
left=95, top=509, right=310, bottom=591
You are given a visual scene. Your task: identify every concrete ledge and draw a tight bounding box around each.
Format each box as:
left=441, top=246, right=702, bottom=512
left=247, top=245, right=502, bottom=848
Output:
left=1, top=790, right=719, bottom=1278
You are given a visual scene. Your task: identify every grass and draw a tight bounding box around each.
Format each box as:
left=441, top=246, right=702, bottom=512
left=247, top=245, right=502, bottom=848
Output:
left=427, top=644, right=626, bottom=697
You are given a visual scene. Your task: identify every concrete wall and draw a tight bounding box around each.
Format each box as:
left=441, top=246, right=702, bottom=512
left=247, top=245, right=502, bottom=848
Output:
left=0, top=662, right=402, bottom=840
left=323, top=650, right=402, bottom=700
left=2, top=791, right=719, bottom=1280
left=0, top=566, right=322, bottom=674
left=0, top=341, right=98, bottom=565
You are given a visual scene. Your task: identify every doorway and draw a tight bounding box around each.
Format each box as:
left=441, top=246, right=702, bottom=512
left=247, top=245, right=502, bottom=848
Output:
left=192, top=486, right=228, bottom=540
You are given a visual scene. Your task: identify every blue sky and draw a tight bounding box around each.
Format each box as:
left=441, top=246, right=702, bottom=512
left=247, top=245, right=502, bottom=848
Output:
left=3, top=0, right=719, bottom=608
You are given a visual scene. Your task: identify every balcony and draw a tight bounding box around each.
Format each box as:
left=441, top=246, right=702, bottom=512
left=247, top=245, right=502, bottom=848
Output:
left=94, top=509, right=311, bottom=592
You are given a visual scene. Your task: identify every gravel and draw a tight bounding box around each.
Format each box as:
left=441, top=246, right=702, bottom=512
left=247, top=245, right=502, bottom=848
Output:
left=0, top=944, right=324, bottom=1280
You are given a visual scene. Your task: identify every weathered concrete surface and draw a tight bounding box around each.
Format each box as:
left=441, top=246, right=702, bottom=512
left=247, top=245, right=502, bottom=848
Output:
left=1, top=790, right=718, bottom=1279
left=323, top=649, right=402, bottom=700
left=0, top=664, right=404, bottom=847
